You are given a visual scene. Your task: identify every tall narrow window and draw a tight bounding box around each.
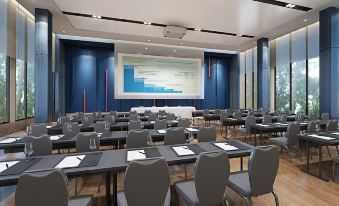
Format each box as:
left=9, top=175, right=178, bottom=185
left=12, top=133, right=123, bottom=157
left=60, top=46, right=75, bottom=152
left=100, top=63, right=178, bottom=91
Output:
left=307, top=23, right=320, bottom=115
left=0, top=0, right=8, bottom=123
left=275, top=35, right=290, bottom=112
left=27, top=18, right=35, bottom=118
left=245, top=50, right=253, bottom=108
left=253, top=48, right=257, bottom=109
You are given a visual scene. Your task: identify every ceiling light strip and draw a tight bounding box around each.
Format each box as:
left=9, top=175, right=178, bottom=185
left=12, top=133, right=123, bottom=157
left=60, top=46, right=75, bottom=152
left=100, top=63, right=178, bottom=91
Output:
left=63, top=11, right=254, bottom=39
left=252, top=0, right=312, bottom=12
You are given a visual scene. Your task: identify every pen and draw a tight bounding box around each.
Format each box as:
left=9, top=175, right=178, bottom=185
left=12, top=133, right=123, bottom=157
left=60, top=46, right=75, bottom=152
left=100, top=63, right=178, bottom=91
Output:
left=5, top=163, right=9, bottom=168
left=76, top=157, right=83, bottom=161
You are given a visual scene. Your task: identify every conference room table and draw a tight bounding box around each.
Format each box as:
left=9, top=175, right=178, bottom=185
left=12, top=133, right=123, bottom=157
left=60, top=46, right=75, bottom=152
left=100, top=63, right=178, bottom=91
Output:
left=0, top=140, right=254, bottom=206
left=298, top=132, right=339, bottom=181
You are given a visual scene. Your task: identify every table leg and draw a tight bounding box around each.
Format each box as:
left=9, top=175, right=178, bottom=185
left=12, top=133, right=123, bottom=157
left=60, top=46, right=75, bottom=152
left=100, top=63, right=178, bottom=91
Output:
left=254, top=129, right=257, bottom=147
left=112, top=172, right=118, bottom=206
left=106, top=172, right=111, bottom=206
left=240, top=156, right=243, bottom=171
left=318, top=145, right=323, bottom=179
left=306, top=141, right=310, bottom=173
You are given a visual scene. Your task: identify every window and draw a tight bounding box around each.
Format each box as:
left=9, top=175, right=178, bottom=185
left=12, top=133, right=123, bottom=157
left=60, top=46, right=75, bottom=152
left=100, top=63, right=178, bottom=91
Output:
left=308, top=23, right=319, bottom=115
left=27, top=19, right=35, bottom=118
left=245, top=50, right=253, bottom=108
left=239, top=52, right=245, bottom=108
left=0, top=0, right=8, bottom=123
left=275, top=35, right=290, bottom=112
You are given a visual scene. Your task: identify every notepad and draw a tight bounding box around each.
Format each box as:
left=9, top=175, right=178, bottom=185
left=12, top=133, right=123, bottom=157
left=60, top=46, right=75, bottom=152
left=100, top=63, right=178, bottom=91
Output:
left=331, top=132, right=339, bottom=136
left=46, top=126, right=52, bottom=129
left=157, top=130, right=167, bottom=134
left=97, top=133, right=102, bottom=137
left=186, top=128, right=199, bottom=132
left=172, top=120, right=178, bottom=123
left=0, top=138, right=22, bottom=144
left=49, top=135, right=64, bottom=141
left=213, top=142, right=239, bottom=151
left=172, top=146, right=195, bottom=156
left=127, top=150, right=146, bottom=161
left=79, top=124, right=84, bottom=126
left=256, top=124, right=270, bottom=127
left=55, top=155, right=86, bottom=169
left=308, top=134, right=335, bottom=141
left=150, top=121, right=155, bottom=124
left=0, top=161, right=20, bottom=173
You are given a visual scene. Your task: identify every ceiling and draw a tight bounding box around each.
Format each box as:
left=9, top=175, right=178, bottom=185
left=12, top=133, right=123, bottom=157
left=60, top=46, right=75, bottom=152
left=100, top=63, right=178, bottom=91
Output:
left=17, top=0, right=339, bottom=52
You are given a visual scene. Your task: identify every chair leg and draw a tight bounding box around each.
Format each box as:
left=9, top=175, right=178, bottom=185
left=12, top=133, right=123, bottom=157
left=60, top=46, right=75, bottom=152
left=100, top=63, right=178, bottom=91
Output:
left=333, top=162, right=336, bottom=181
left=326, top=146, right=332, bottom=157
left=336, top=146, right=339, bottom=155
left=240, top=195, right=251, bottom=206
left=97, top=175, right=103, bottom=193
left=272, top=191, right=280, bottom=206
left=184, top=164, right=187, bottom=179
left=75, top=177, right=78, bottom=196
left=284, top=145, right=292, bottom=162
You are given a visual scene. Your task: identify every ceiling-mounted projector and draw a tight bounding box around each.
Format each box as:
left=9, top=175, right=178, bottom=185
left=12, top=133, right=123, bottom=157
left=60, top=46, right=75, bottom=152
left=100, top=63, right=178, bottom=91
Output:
left=163, top=26, right=186, bottom=39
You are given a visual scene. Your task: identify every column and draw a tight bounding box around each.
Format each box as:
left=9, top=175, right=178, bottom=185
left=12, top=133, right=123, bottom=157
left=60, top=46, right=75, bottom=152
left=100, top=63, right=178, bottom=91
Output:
left=257, top=38, right=270, bottom=111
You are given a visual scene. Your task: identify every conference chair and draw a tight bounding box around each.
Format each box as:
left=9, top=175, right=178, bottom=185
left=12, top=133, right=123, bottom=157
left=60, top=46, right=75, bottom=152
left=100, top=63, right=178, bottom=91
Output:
left=278, top=114, right=288, bottom=123
left=148, top=113, right=158, bottom=121
left=326, top=120, right=338, bottom=132
left=214, top=109, right=221, bottom=115
left=175, top=152, right=230, bottom=206
left=129, top=111, right=137, bottom=116
left=166, top=113, right=176, bottom=121
left=129, top=114, right=139, bottom=121
left=15, top=169, right=92, bottom=206
left=144, top=110, right=152, bottom=116
left=307, top=121, right=317, bottom=133
left=309, top=114, right=318, bottom=121
left=296, top=113, right=305, bottom=122
left=92, top=111, right=102, bottom=119
left=57, top=116, right=71, bottom=125
left=197, top=126, right=216, bottom=143
left=27, top=123, right=47, bottom=136
left=228, top=146, right=280, bottom=206
left=269, top=122, right=300, bottom=162
left=75, top=133, right=101, bottom=195
left=233, top=112, right=242, bottom=119
left=62, top=122, right=81, bottom=135
left=81, top=116, right=94, bottom=125
left=320, top=113, right=330, bottom=125
left=262, top=115, right=273, bottom=124
left=178, top=118, right=191, bottom=128
left=237, top=115, right=256, bottom=142
left=94, top=121, right=110, bottom=133
left=109, top=111, right=119, bottom=119
left=154, top=119, right=168, bottom=130
left=164, top=127, right=186, bottom=145
left=26, top=135, right=52, bottom=157
left=104, top=115, right=116, bottom=124
left=117, top=158, right=170, bottom=206
left=75, top=112, right=84, bottom=120
left=158, top=110, right=167, bottom=117
left=128, top=120, right=142, bottom=130
left=127, top=130, right=150, bottom=149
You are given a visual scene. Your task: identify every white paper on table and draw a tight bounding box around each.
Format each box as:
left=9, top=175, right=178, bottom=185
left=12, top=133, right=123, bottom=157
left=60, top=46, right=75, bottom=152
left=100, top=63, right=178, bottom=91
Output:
left=186, top=128, right=199, bottom=132
left=256, top=124, right=270, bottom=127
left=46, top=126, right=52, bottom=129
left=0, top=161, right=20, bottom=173
left=150, top=121, right=155, bottom=124
left=227, top=118, right=237, bottom=121
left=172, top=146, right=195, bottom=156
left=213, top=142, right=239, bottom=151
left=172, top=120, right=178, bottom=123
left=55, top=155, right=86, bottom=169
left=0, top=138, right=22, bottom=144
left=308, top=134, right=335, bottom=141
left=79, top=124, right=84, bottom=126
left=127, top=150, right=146, bottom=161
left=97, top=133, right=102, bottom=137
left=275, top=123, right=288, bottom=126
left=157, top=130, right=167, bottom=134
left=49, top=135, right=64, bottom=141
left=331, top=132, right=339, bottom=136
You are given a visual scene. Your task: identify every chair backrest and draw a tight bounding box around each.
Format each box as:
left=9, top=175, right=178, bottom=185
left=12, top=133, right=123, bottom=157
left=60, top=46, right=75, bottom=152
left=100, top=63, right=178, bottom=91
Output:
left=194, top=152, right=230, bottom=205
left=127, top=130, right=149, bottom=149
left=262, top=115, right=272, bottom=124
left=129, top=114, right=139, bottom=121
left=158, top=110, right=167, bottom=116
left=124, top=158, right=170, bottom=206
left=287, top=122, right=300, bottom=146
left=154, top=119, right=168, bottom=130
left=233, top=112, right=242, bottom=119
left=62, top=122, right=80, bottom=135
left=93, top=111, right=101, bottom=118
left=81, top=115, right=94, bottom=124
left=220, top=111, right=227, bottom=122
left=279, top=114, right=288, bottom=123
left=26, top=135, right=52, bottom=156
left=109, top=111, right=118, bottom=119
left=309, top=114, right=318, bottom=121
left=197, top=126, right=216, bottom=142
left=245, top=115, right=256, bottom=133
left=129, top=111, right=137, bottom=116
left=148, top=113, right=158, bottom=121
left=76, top=133, right=100, bottom=153
left=16, top=169, right=69, bottom=206
left=214, top=109, right=221, bottom=115
left=75, top=112, right=84, bottom=119
left=57, top=116, right=70, bottom=124
left=128, top=120, right=142, bottom=130
left=144, top=110, right=152, bottom=116
left=177, top=118, right=190, bottom=128
left=94, top=121, right=110, bottom=133
left=164, top=127, right=186, bottom=145
left=202, top=109, right=209, bottom=117
left=321, top=113, right=329, bottom=121
left=296, top=113, right=305, bottom=121
left=166, top=113, right=176, bottom=121
left=326, top=120, right=338, bottom=132
left=307, top=121, right=317, bottom=133
left=248, top=146, right=279, bottom=196
left=29, top=124, right=47, bottom=137
left=104, top=115, right=116, bottom=124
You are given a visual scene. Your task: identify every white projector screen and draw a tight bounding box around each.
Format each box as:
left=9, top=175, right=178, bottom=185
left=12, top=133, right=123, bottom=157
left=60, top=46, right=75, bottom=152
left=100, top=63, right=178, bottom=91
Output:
left=115, top=53, right=204, bottom=99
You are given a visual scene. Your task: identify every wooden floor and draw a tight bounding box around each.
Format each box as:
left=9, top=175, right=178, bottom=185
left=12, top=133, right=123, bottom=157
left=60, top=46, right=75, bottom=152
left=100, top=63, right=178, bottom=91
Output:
left=1, top=124, right=339, bottom=206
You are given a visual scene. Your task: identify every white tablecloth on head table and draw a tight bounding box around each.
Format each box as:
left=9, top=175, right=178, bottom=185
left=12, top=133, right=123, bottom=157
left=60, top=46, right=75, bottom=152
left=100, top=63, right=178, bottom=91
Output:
left=130, top=106, right=196, bottom=119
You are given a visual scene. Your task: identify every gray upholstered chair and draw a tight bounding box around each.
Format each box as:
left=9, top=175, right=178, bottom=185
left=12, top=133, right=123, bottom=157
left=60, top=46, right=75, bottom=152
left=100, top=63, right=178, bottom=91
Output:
left=154, top=119, right=168, bottom=130
left=175, top=152, right=230, bottom=206
left=81, top=116, right=94, bottom=125
left=104, top=115, right=116, bottom=124
left=15, top=169, right=92, bottom=206
left=128, top=120, right=142, bottom=130
left=197, top=126, right=216, bottom=143
left=233, top=112, right=242, bottom=119
left=28, top=123, right=47, bottom=137
left=94, top=121, right=110, bottom=133
left=76, top=133, right=100, bottom=153
left=148, top=113, right=158, bottom=121
left=320, top=113, right=330, bottom=125
left=117, top=158, right=170, bottom=206
left=158, top=110, right=167, bottom=116
left=237, top=115, right=256, bottom=142
left=164, top=127, right=186, bottom=145
left=129, top=114, right=139, bottom=121
left=178, top=118, right=191, bottom=128
left=144, top=110, right=152, bottom=116
left=127, top=130, right=150, bottom=149
left=309, top=114, right=318, bottom=121
left=92, top=111, right=101, bottom=119
left=278, top=114, right=288, bottom=123
left=26, top=135, right=52, bottom=157
left=109, top=111, right=119, bottom=119
left=214, top=109, right=221, bottom=115
left=307, top=121, right=317, bottom=133
left=166, top=113, right=176, bottom=121
left=75, top=112, right=84, bottom=120
left=57, top=116, right=71, bottom=125
left=62, top=122, right=81, bottom=135
left=269, top=122, right=300, bottom=162
left=262, top=115, right=272, bottom=124
left=228, top=146, right=279, bottom=206
left=326, top=120, right=338, bottom=132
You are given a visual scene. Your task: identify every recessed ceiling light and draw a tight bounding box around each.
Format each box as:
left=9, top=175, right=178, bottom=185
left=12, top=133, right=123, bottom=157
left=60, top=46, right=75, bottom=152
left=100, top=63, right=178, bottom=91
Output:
left=286, top=3, right=295, bottom=8
left=194, top=28, right=201, bottom=32
left=144, top=47, right=148, bottom=50
left=147, top=39, right=151, bottom=42
left=304, top=19, right=308, bottom=22
left=236, top=34, right=243, bottom=37
left=273, top=32, right=277, bottom=35
left=97, top=16, right=102, bottom=19
left=144, top=22, right=151, bottom=25
left=62, top=30, right=66, bottom=33
left=180, top=42, right=184, bottom=45
left=92, top=15, right=97, bottom=18
left=173, top=49, right=176, bottom=52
